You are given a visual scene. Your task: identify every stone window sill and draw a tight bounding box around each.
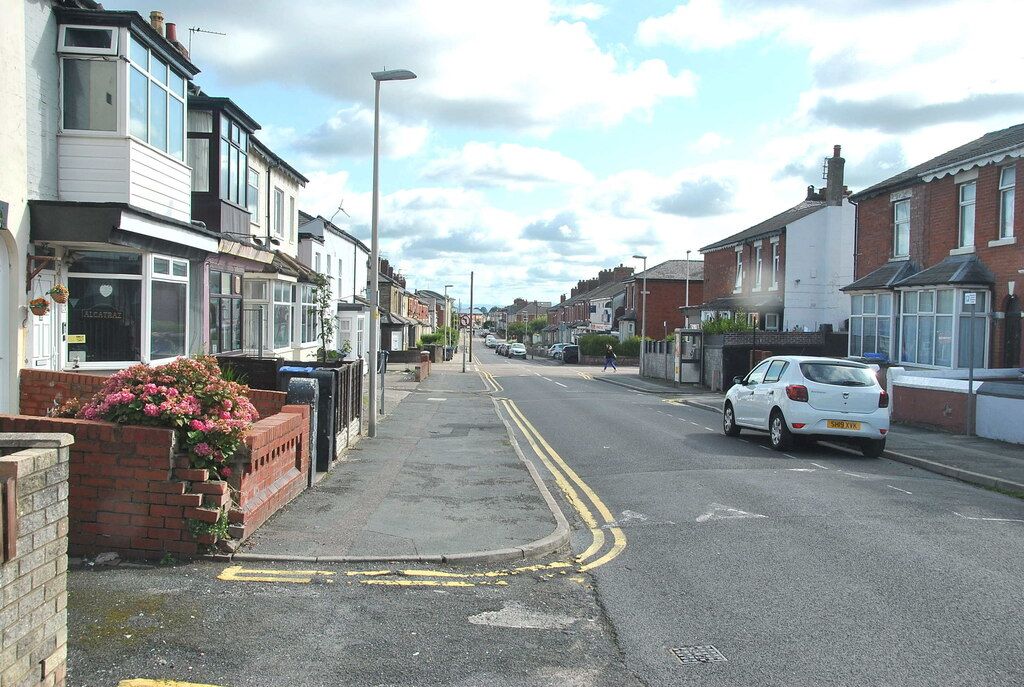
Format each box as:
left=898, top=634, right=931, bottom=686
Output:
left=949, top=245, right=975, bottom=255
left=988, top=236, right=1016, bottom=247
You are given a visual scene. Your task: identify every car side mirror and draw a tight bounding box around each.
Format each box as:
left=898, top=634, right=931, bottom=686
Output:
left=733, top=376, right=745, bottom=386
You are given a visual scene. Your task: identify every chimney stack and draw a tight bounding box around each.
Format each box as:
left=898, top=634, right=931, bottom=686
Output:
left=806, top=185, right=817, bottom=201
left=825, top=144, right=845, bottom=206
left=149, top=10, right=165, bottom=36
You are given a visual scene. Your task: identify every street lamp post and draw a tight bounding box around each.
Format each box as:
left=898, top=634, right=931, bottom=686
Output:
left=368, top=68, right=416, bottom=439
left=443, top=284, right=453, bottom=352
left=633, top=254, right=647, bottom=375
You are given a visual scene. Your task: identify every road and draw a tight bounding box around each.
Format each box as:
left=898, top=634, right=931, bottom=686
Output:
left=67, top=346, right=1024, bottom=686
left=483, top=349, right=1024, bottom=686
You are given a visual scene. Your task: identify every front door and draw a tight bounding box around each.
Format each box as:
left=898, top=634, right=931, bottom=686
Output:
left=1004, top=295, right=1021, bottom=368
left=0, top=240, right=10, bottom=412
left=29, top=270, right=59, bottom=370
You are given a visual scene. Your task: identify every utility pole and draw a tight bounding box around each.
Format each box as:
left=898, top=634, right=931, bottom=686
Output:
left=469, top=271, right=474, bottom=363
left=460, top=298, right=466, bottom=373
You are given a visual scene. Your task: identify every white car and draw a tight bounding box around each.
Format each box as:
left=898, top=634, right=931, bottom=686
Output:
left=548, top=343, right=567, bottom=359
left=509, top=343, right=527, bottom=359
left=485, top=335, right=497, bottom=348
left=722, top=356, right=890, bottom=457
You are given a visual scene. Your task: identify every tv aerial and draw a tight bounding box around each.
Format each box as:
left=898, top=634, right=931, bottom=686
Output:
left=329, top=199, right=351, bottom=224
left=188, top=27, right=227, bottom=53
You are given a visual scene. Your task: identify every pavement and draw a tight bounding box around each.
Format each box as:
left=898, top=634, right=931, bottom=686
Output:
left=236, top=358, right=569, bottom=563
left=594, top=372, right=1024, bottom=495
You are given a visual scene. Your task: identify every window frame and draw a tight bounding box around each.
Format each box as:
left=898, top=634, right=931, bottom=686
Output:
left=849, top=292, right=896, bottom=361
left=273, top=188, right=285, bottom=237
left=958, top=181, right=976, bottom=248
left=754, top=245, right=763, bottom=290
left=125, top=33, right=186, bottom=160
left=58, top=24, right=119, bottom=55
left=209, top=269, right=244, bottom=355
left=897, top=287, right=986, bottom=369
left=218, top=116, right=249, bottom=207
left=734, top=249, right=743, bottom=291
left=60, top=56, right=119, bottom=134
left=999, top=166, right=1015, bottom=239
left=893, top=199, right=910, bottom=258
left=246, top=167, right=260, bottom=222
left=770, top=241, right=780, bottom=289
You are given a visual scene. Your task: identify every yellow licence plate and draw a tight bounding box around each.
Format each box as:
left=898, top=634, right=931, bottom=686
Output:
left=827, top=420, right=862, bottom=430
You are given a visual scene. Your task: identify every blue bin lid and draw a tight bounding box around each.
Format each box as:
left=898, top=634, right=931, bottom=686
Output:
left=280, top=366, right=316, bottom=373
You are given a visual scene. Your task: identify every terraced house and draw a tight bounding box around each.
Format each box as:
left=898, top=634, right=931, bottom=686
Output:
left=843, top=124, right=1024, bottom=369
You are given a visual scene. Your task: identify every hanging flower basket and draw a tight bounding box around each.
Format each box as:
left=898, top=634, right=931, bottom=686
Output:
left=48, top=283, right=69, bottom=304
left=29, top=297, right=50, bottom=316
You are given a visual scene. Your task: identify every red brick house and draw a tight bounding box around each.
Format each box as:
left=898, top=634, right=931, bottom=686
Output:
left=619, top=260, right=704, bottom=339
left=843, top=124, right=1023, bottom=369
left=696, top=146, right=854, bottom=333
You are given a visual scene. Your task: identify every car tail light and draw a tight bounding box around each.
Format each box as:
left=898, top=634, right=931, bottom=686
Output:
left=786, top=384, right=808, bottom=402
left=792, top=423, right=806, bottom=429
left=879, top=390, right=889, bottom=408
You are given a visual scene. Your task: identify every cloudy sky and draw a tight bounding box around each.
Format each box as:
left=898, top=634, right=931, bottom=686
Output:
left=124, top=0, right=1024, bottom=307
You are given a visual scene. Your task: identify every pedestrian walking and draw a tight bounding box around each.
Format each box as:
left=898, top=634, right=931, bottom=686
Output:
left=603, top=345, right=617, bottom=372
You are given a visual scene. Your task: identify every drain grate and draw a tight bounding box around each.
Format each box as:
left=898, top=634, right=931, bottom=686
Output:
left=670, top=645, right=727, bottom=665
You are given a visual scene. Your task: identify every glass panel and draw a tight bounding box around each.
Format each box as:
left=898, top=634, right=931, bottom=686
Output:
left=935, top=316, right=953, bottom=367
left=901, top=316, right=917, bottom=363
left=188, top=139, right=209, bottom=191
left=274, top=305, right=291, bottom=348
left=246, top=168, right=259, bottom=215
left=231, top=298, right=243, bottom=351
left=960, top=202, right=975, bottom=246
left=903, top=291, right=918, bottom=314
left=863, top=317, right=877, bottom=355
left=209, top=270, right=221, bottom=295
left=1001, top=189, right=1015, bottom=238
left=220, top=115, right=229, bottom=139
left=232, top=122, right=241, bottom=145
left=961, top=182, right=976, bottom=203
left=863, top=294, right=876, bottom=315
left=149, top=81, right=167, bottom=151
left=67, top=277, right=142, bottom=362
left=168, top=96, right=184, bottom=160
left=188, top=110, right=213, bottom=133
left=937, top=290, right=954, bottom=314
left=851, top=295, right=863, bottom=316
left=129, top=67, right=148, bottom=140
left=244, top=280, right=267, bottom=300
left=917, top=315, right=934, bottom=365
left=220, top=298, right=232, bottom=354
left=153, top=257, right=170, bottom=274
left=62, top=59, right=117, bottom=131
left=221, top=272, right=231, bottom=294
left=129, top=35, right=148, bottom=68
left=850, top=317, right=862, bottom=357
left=219, top=139, right=229, bottom=200
left=68, top=251, right=142, bottom=275
left=918, top=290, right=933, bottom=312
left=66, top=27, right=114, bottom=49
left=151, top=55, right=167, bottom=85
left=151, top=281, right=186, bottom=359
left=878, top=294, right=892, bottom=316
left=878, top=318, right=892, bottom=360
left=239, top=152, right=248, bottom=203
left=172, top=261, right=187, bottom=278
left=228, top=145, right=238, bottom=204
left=1001, top=166, right=1016, bottom=187
left=169, top=70, right=184, bottom=98
left=209, top=300, right=220, bottom=354
left=957, top=316, right=985, bottom=368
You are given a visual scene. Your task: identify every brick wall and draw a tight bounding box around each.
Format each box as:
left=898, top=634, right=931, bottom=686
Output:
left=0, top=433, right=71, bottom=687
left=624, top=280, right=703, bottom=338
left=892, top=385, right=966, bottom=433
left=702, top=236, right=786, bottom=304
left=854, top=158, right=1023, bottom=367
left=227, top=404, right=310, bottom=540
left=18, top=369, right=285, bottom=422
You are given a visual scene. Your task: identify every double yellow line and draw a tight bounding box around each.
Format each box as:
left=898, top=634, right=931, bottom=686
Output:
left=479, top=367, right=503, bottom=392
left=499, top=398, right=626, bottom=571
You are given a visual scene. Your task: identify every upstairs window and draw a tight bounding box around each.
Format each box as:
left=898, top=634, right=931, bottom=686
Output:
left=219, top=117, right=249, bottom=207
left=733, top=249, right=743, bottom=290
left=60, top=25, right=117, bottom=55
left=958, top=181, right=976, bottom=247
left=127, top=34, right=185, bottom=160
left=754, top=245, right=763, bottom=290
left=771, top=242, right=780, bottom=287
left=62, top=58, right=117, bottom=132
left=893, top=199, right=910, bottom=257
left=246, top=168, right=260, bottom=220
left=273, top=188, right=285, bottom=237
left=999, top=166, right=1015, bottom=239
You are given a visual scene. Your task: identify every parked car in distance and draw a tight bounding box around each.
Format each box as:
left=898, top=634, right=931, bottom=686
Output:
left=496, top=342, right=509, bottom=356
left=485, top=335, right=497, bottom=348
left=509, top=343, right=527, bottom=359
left=722, top=355, right=890, bottom=457
left=548, top=342, right=567, bottom=359
left=560, top=344, right=579, bottom=364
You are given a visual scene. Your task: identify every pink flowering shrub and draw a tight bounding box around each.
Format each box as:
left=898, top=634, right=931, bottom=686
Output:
left=77, top=356, right=259, bottom=478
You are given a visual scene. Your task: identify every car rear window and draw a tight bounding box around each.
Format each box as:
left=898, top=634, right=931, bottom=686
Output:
left=799, top=362, right=876, bottom=387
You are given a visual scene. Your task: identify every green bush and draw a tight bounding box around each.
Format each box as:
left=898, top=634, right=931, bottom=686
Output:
left=701, top=313, right=753, bottom=334
left=618, top=336, right=642, bottom=357
left=576, top=334, right=649, bottom=357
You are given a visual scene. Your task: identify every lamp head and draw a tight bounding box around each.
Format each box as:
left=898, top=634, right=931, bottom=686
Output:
left=632, top=254, right=646, bottom=260
left=372, top=69, right=417, bottom=82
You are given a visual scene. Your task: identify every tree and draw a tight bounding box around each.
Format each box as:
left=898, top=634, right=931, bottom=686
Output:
left=528, top=316, right=547, bottom=334
left=507, top=322, right=527, bottom=341
left=312, top=274, right=336, bottom=362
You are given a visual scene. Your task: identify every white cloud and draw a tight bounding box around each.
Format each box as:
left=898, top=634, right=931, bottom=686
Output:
left=692, top=132, right=731, bottom=154
left=423, top=142, right=594, bottom=189
left=552, top=2, right=608, bottom=20
left=636, top=0, right=768, bottom=50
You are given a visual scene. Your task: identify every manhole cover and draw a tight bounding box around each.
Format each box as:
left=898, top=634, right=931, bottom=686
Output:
left=670, top=645, right=727, bottom=665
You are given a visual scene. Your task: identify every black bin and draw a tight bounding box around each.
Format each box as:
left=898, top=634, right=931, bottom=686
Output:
left=278, top=366, right=341, bottom=472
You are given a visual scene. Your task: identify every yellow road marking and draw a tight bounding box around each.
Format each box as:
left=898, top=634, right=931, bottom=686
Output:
left=578, top=372, right=594, bottom=380
left=502, top=399, right=626, bottom=571
left=120, top=681, right=225, bottom=687
left=218, top=565, right=335, bottom=584
left=361, top=579, right=510, bottom=588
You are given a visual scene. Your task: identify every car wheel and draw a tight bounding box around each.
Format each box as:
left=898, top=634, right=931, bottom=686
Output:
left=860, top=438, right=886, bottom=458
left=768, top=409, right=793, bottom=451
left=723, top=403, right=741, bottom=437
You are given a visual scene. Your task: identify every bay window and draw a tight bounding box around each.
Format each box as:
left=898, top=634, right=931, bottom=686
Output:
left=849, top=293, right=895, bottom=360
left=219, top=118, right=249, bottom=206
left=127, top=34, right=186, bottom=159
left=67, top=252, right=142, bottom=365
left=899, top=288, right=986, bottom=368
left=300, top=284, right=317, bottom=344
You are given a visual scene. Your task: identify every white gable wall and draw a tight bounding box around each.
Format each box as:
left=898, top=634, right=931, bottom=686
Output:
left=782, top=200, right=855, bottom=332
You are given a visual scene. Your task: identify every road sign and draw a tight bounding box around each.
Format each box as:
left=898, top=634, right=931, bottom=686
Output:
left=964, top=292, right=977, bottom=305
left=460, top=314, right=471, bottom=327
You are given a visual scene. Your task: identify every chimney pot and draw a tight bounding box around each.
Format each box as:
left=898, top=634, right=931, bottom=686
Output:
left=833, top=144, right=841, bottom=158
left=149, top=11, right=165, bottom=36
left=166, top=22, right=178, bottom=43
